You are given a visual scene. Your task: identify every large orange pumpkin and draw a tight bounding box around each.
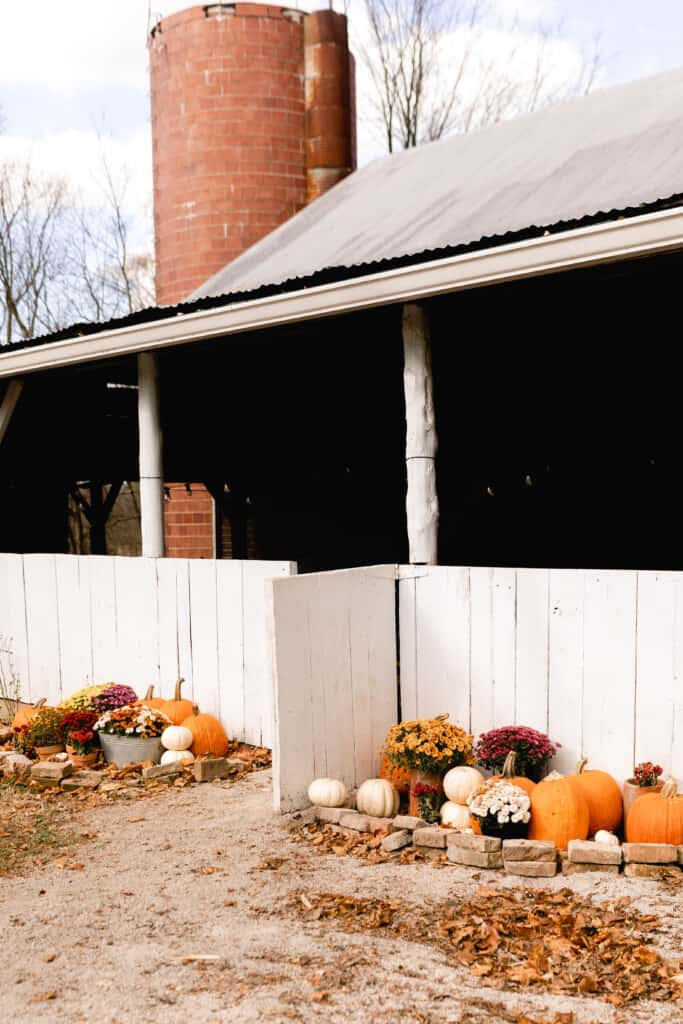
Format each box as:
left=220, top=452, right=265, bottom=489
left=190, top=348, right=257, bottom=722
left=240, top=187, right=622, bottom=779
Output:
left=626, top=779, right=683, bottom=844
left=12, top=697, right=47, bottom=731
left=528, top=770, right=590, bottom=850
left=162, top=679, right=193, bottom=726
left=380, top=750, right=411, bottom=796
left=181, top=704, right=230, bottom=757
left=490, top=751, right=536, bottom=796
left=136, top=685, right=166, bottom=712
left=570, top=758, right=622, bottom=836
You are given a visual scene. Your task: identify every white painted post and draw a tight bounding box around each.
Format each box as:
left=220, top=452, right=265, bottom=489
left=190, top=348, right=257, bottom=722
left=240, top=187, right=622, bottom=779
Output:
left=403, top=303, right=439, bottom=564
left=137, top=351, right=165, bottom=557
left=0, top=378, right=23, bottom=446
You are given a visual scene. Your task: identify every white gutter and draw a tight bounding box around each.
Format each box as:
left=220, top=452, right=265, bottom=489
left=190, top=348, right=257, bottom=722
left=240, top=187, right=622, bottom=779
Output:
left=1, top=206, right=682, bottom=378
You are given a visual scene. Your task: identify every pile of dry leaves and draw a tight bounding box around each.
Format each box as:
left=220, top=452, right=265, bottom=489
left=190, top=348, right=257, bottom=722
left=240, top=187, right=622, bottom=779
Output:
left=292, top=821, right=430, bottom=865
left=293, top=886, right=683, bottom=1007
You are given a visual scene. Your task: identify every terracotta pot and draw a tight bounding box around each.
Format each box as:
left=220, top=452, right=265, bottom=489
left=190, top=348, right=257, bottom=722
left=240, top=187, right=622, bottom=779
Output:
left=408, top=768, right=443, bottom=818
left=66, top=746, right=99, bottom=769
left=623, top=779, right=664, bottom=819
left=35, top=744, right=65, bottom=761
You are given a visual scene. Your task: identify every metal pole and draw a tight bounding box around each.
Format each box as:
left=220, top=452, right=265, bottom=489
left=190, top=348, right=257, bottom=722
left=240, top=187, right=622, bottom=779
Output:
left=137, top=352, right=165, bottom=557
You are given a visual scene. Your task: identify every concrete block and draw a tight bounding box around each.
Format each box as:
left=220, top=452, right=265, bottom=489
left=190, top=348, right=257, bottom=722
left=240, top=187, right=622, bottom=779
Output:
left=502, top=839, right=555, bottom=862
left=562, top=862, right=620, bottom=876
left=505, top=860, right=556, bottom=877
left=568, top=840, right=622, bottom=865
left=143, top=762, right=183, bottom=781
left=381, top=829, right=412, bottom=853
left=393, top=815, right=428, bottom=831
left=622, top=842, right=677, bottom=864
left=448, top=846, right=503, bottom=869
left=61, top=770, right=103, bottom=791
left=624, top=863, right=682, bottom=880
left=447, top=832, right=501, bottom=852
left=192, top=758, right=238, bottom=783
left=31, top=761, right=73, bottom=782
left=413, top=827, right=450, bottom=849
left=314, top=806, right=345, bottom=824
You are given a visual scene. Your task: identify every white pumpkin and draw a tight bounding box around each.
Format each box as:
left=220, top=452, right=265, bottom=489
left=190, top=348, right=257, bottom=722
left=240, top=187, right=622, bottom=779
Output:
left=160, top=748, right=195, bottom=766
left=594, top=829, right=620, bottom=846
left=443, top=765, right=485, bottom=804
left=307, top=778, right=348, bottom=808
left=161, top=725, right=193, bottom=751
left=440, top=801, right=472, bottom=829
left=356, top=778, right=399, bottom=818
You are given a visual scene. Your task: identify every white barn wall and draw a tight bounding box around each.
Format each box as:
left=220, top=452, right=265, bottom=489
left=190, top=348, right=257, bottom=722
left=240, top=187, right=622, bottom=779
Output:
left=399, top=567, right=683, bottom=783
left=0, top=553, right=295, bottom=748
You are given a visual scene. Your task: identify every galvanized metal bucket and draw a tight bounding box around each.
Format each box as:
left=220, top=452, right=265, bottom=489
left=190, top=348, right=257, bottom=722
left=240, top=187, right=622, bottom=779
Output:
left=98, top=732, right=163, bottom=767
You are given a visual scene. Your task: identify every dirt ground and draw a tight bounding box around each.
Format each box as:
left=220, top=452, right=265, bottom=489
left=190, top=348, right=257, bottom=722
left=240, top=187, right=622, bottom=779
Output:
left=2, top=770, right=683, bottom=1024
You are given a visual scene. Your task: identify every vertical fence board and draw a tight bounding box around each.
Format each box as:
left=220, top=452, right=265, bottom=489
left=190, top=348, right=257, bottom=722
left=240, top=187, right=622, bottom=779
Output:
left=188, top=560, right=219, bottom=717
left=492, top=568, right=516, bottom=727
left=156, top=559, right=181, bottom=692
left=635, top=572, right=677, bottom=775
left=23, top=555, right=62, bottom=704
left=576, top=572, right=637, bottom=782
left=55, top=554, right=93, bottom=693
left=114, top=557, right=159, bottom=691
left=88, top=556, right=119, bottom=683
left=548, top=571, right=585, bottom=774
left=0, top=554, right=30, bottom=700
left=470, top=567, right=494, bottom=736
left=514, top=569, right=549, bottom=732
left=397, top=575, right=417, bottom=721
left=216, top=561, right=245, bottom=740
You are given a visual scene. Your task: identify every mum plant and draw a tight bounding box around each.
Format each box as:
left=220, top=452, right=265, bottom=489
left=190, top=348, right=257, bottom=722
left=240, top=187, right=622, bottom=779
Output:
left=58, top=711, right=99, bottom=753
left=467, top=780, right=531, bottom=834
left=412, top=782, right=443, bottom=823
left=475, top=725, right=559, bottom=782
left=94, top=704, right=170, bottom=738
left=26, top=707, right=65, bottom=749
left=633, top=761, right=663, bottom=787
left=384, top=715, right=473, bottom=775
left=91, top=684, right=138, bottom=714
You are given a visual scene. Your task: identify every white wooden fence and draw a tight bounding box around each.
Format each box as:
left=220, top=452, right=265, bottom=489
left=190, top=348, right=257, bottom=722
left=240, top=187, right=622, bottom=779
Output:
left=0, top=554, right=295, bottom=748
left=399, top=567, right=683, bottom=784
left=269, top=566, right=398, bottom=812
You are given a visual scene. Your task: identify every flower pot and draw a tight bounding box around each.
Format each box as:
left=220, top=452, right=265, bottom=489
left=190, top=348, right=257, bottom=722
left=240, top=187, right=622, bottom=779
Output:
left=65, top=745, right=99, bottom=770
left=479, top=816, right=528, bottom=840
left=98, top=732, right=163, bottom=767
left=408, top=768, right=443, bottom=818
left=35, top=744, right=65, bottom=760
left=623, top=779, right=664, bottom=819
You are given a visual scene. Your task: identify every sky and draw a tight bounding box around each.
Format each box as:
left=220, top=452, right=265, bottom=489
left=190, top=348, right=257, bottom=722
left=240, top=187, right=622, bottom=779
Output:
left=1, top=0, right=682, bottom=243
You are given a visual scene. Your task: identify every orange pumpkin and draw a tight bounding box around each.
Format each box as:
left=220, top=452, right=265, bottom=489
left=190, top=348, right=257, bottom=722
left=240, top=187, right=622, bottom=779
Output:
left=181, top=704, right=229, bottom=757
left=162, top=678, right=193, bottom=726
left=490, top=751, right=536, bottom=796
left=136, top=685, right=166, bottom=712
left=626, top=779, right=683, bottom=844
left=570, top=758, right=622, bottom=836
left=380, top=750, right=411, bottom=796
left=12, top=697, right=47, bottom=731
left=528, top=770, right=590, bottom=850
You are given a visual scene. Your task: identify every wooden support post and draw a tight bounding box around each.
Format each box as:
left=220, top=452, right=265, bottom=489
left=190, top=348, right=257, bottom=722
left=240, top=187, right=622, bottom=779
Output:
left=402, top=303, right=439, bottom=564
left=137, top=352, right=165, bottom=558
left=0, top=378, right=24, bottom=446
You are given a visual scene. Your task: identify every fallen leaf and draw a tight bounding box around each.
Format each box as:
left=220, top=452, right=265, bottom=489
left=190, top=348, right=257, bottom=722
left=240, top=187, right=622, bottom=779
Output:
left=30, top=992, right=58, bottom=1002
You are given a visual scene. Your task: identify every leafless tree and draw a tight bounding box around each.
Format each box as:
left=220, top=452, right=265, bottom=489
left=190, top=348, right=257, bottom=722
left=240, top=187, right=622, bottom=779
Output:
left=359, top=0, right=603, bottom=152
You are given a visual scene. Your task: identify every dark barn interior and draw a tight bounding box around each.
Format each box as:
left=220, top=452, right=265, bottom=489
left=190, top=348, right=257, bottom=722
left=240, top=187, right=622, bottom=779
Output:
left=1, top=249, right=682, bottom=571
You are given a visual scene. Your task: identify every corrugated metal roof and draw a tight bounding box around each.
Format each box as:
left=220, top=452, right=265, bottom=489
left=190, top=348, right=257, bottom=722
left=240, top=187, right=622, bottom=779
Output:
left=194, top=67, right=683, bottom=298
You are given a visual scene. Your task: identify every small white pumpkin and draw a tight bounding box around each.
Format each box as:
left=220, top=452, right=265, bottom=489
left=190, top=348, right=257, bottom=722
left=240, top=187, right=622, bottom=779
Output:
left=161, top=725, right=193, bottom=751
left=440, top=800, right=472, bottom=829
left=307, top=778, right=348, bottom=808
left=356, top=778, right=399, bottom=818
left=594, top=829, right=620, bottom=846
left=160, top=748, right=195, bottom=766
left=443, top=765, right=485, bottom=805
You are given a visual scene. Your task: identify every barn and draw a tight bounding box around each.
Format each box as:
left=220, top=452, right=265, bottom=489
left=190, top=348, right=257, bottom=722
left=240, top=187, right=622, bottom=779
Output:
left=2, top=40, right=683, bottom=809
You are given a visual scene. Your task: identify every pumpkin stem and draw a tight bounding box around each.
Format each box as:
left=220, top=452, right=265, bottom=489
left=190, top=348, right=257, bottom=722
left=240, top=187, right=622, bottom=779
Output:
left=143, top=685, right=154, bottom=700
left=434, top=713, right=449, bottom=722
left=662, top=778, right=678, bottom=799
left=501, top=751, right=517, bottom=778
left=174, top=678, right=185, bottom=701
left=191, top=703, right=200, bottom=716
left=33, top=697, right=47, bottom=710
left=576, top=757, right=588, bottom=775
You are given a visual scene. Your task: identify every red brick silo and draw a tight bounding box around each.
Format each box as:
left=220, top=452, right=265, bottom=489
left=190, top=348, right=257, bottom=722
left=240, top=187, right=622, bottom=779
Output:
left=149, top=3, right=356, bottom=308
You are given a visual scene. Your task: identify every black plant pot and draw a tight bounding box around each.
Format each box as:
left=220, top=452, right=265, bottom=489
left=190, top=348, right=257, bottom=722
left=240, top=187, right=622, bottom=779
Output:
left=479, top=816, right=528, bottom=840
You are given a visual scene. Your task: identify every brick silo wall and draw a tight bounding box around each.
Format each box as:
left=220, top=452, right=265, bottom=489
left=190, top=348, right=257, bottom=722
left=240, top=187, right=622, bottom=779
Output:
left=149, top=3, right=307, bottom=306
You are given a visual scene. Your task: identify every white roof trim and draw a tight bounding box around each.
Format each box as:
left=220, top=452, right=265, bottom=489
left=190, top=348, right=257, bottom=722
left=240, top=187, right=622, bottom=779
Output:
left=1, top=206, right=682, bottom=379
